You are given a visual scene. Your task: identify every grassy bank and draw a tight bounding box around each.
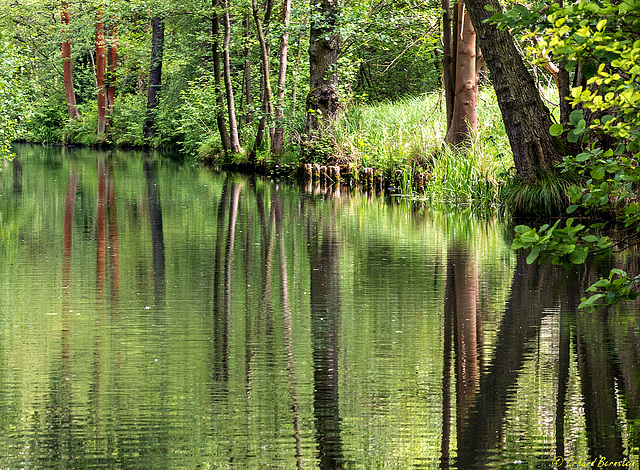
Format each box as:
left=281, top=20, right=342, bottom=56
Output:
left=330, top=89, right=513, bottom=206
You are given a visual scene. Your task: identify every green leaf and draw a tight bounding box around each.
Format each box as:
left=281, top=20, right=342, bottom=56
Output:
left=582, top=235, right=598, bottom=242
left=576, top=152, right=591, bottom=162
left=581, top=61, right=598, bottom=79
left=567, top=204, right=579, bottom=213
left=579, top=293, right=604, bottom=309
left=569, top=109, right=584, bottom=126
left=591, top=166, right=606, bottom=179
left=550, top=123, right=564, bottom=136
left=569, top=247, right=588, bottom=264
left=526, top=245, right=541, bottom=264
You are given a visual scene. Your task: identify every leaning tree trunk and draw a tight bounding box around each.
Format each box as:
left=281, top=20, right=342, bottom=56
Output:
left=143, top=16, right=164, bottom=141
left=61, top=1, right=80, bottom=120
left=270, top=0, right=292, bottom=157
left=95, top=11, right=107, bottom=135
left=306, top=0, right=339, bottom=135
left=465, top=0, right=568, bottom=183
left=445, top=2, right=479, bottom=146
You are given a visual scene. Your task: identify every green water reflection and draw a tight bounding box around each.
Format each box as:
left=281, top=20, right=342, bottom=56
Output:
left=0, top=145, right=639, bottom=469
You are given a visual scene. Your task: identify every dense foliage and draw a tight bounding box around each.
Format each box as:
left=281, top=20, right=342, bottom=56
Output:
left=501, top=0, right=640, bottom=310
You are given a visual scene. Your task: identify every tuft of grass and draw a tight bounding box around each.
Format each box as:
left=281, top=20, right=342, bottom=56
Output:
left=500, top=171, right=574, bottom=217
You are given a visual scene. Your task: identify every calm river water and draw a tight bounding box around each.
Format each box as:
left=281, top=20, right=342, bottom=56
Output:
left=0, top=145, right=639, bottom=469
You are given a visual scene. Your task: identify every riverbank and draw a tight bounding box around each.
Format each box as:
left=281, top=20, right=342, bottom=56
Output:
left=21, top=90, right=514, bottom=206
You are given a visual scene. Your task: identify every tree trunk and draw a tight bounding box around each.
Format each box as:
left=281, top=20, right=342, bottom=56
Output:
left=95, top=11, right=107, bottom=135
left=242, top=15, right=253, bottom=125
left=291, top=13, right=308, bottom=111
left=222, top=0, right=242, bottom=154
left=143, top=16, right=164, bottom=141
left=251, top=0, right=274, bottom=158
left=212, top=3, right=231, bottom=153
left=441, top=0, right=455, bottom=130
left=465, top=0, right=568, bottom=182
left=106, top=22, right=118, bottom=115
left=61, top=1, right=79, bottom=120
left=445, top=3, right=478, bottom=146
left=270, top=0, right=292, bottom=157
left=306, top=0, right=340, bottom=135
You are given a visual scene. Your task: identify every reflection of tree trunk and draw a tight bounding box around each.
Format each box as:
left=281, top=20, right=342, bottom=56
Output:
left=452, top=244, right=480, bottom=424
left=309, top=220, right=343, bottom=469
left=108, top=167, right=119, bottom=304
left=275, top=194, right=304, bottom=469
left=58, top=169, right=77, bottom=460
left=94, top=160, right=108, bottom=434
left=610, top=309, right=640, bottom=454
left=143, top=158, right=165, bottom=303
left=555, top=308, right=570, bottom=459
left=440, top=259, right=455, bottom=468
left=213, top=179, right=231, bottom=383
left=574, top=313, right=625, bottom=462
left=97, top=160, right=107, bottom=296
left=455, top=253, right=567, bottom=468
left=12, top=158, right=22, bottom=195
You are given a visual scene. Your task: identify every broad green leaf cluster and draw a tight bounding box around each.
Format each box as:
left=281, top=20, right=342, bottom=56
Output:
left=493, top=0, right=640, bottom=311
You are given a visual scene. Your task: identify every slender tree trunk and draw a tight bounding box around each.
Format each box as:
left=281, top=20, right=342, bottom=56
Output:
left=291, top=13, right=308, bottom=110
left=242, top=15, right=253, bottom=124
left=96, top=10, right=107, bottom=135
left=106, top=22, right=118, bottom=115
left=61, top=1, right=79, bottom=120
left=445, top=3, right=478, bottom=145
left=306, top=0, right=340, bottom=135
left=222, top=1, right=242, bottom=153
left=251, top=0, right=274, bottom=159
left=270, top=0, right=292, bottom=157
left=212, top=3, right=231, bottom=152
left=143, top=16, right=165, bottom=141
left=441, top=0, right=455, bottom=130
left=464, top=0, right=568, bottom=182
